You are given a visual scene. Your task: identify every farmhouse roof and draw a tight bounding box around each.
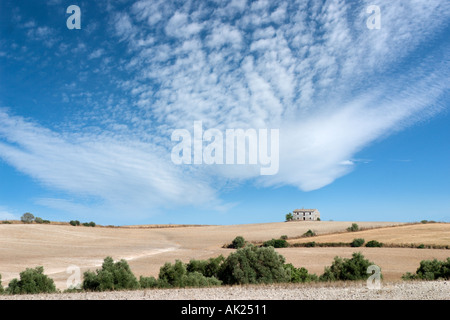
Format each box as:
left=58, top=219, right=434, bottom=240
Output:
left=293, top=209, right=318, bottom=212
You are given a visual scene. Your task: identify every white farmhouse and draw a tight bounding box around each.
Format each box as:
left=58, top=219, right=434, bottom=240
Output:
left=292, top=209, right=320, bottom=221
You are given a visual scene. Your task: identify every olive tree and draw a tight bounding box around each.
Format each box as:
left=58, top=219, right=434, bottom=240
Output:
left=20, top=212, right=35, bottom=224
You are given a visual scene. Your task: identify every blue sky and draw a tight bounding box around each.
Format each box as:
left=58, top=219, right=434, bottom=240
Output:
left=0, top=0, right=449, bottom=225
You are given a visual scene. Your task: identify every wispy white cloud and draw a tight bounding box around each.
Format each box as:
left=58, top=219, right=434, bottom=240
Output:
left=88, top=48, right=105, bottom=60
left=0, top=110, right=219, bottom=218
left=0, top=206, right=19, bottom=220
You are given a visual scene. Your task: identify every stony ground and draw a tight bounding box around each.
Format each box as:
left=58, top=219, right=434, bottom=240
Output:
left=1, top=281, right=448, bottom=300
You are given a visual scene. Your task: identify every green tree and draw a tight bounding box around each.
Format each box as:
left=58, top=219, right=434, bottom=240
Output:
left=0, top=274, right=3, bottom=294
left=284, top=264, right=318, bottom=283
left=285, top=212, right=293, bottom=221
left=20, top=212, right=35, bottom=224
left=365, top=240, right=383, bottom=247
left=183, top=272, right=222, bottom=287
left=347, top=223, right=359, bottom=232
left=303, top=229, right=316, bottom=237
left=403, top=258, right=450, bottom=280
left=35, top=217, right=44, bottom=224
left=218, top=245, right=290, bottom=285
left=82, top=257, right=140, bottom=291
left=158, top=260, right=221, bottom=288
left=319, top=252, right=379, bottom=281
left=262, top=238, right=289, bottom=248
left=158, top=260, right=187, bottom=287
left=186, top=255, right=225, bottom=278
left=229, top=236, right=246, bottom=249
left=351, top=238, right=365, bottom=247
left=139, top=276, right=159, bottom=289
left=6, top=266, right=56, bottom=294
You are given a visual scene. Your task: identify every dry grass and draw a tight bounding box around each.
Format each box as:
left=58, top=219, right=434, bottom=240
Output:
left=1, top=220, right=448, bottom=290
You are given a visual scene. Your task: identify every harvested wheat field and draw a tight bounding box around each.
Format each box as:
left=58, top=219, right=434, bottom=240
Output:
left=288, top=223, right=450, bottom=246
left=0, top=220, right=449, bottom=292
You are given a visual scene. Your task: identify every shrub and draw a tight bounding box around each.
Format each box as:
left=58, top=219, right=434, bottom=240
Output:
left=186, top=255, right=225, bottom=278
left=158, top=260, right=186, bottom=287
left=417, top=244, right=425, bottom=249
left=351, top=238, right=365, bottom=247
left=347, top=223, right=359, bottom=232
left=304, top=241, right=316, bottom=247
left=401, top=272, right=417, bottom=280
left=280, top=235, right=288, bottom=240
left=82, top=257, right=140, bottom=291
left=82, top=222, right=96, bottom=227
left=365, top=240, right=383, bottom=247
left=218, top=245, right=290, bottom=285
left=139, top=276, right=159, bottom=289
left=285, top=213, right=293, bottom=221
left=183, top=272, right=222, bottom=287
left=402, top=258, right=450, bottom=281
left=284, top=264, right=318, bottom=283
left=0, top=274, right=3, bottom=294
left=159, top=260, right=221, bottom=288
left=262, top=238, right=289, bottom=248
left=6, top=266, right=57, bottom=294
left=20, top=212, right=35, bottom=224
left=34, top=217, right=44, bottom=224
left=303, top=229, right=316, bottom=237
left=69, top=220, right=80, bottom=226
left=2, top=221, right=12, bottom=224
left=319, top=252, right=379, bottom=281
left=229, top=236, right=246, bottom=249
left=42, top=220, right=50, bottom=224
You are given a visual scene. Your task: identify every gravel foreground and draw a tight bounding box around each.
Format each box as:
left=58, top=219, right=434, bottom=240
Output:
left=1, top=281, right=448, bottom=300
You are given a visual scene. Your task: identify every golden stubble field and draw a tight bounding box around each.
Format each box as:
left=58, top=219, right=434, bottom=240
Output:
left=0, top=221, right=449, bottom=290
